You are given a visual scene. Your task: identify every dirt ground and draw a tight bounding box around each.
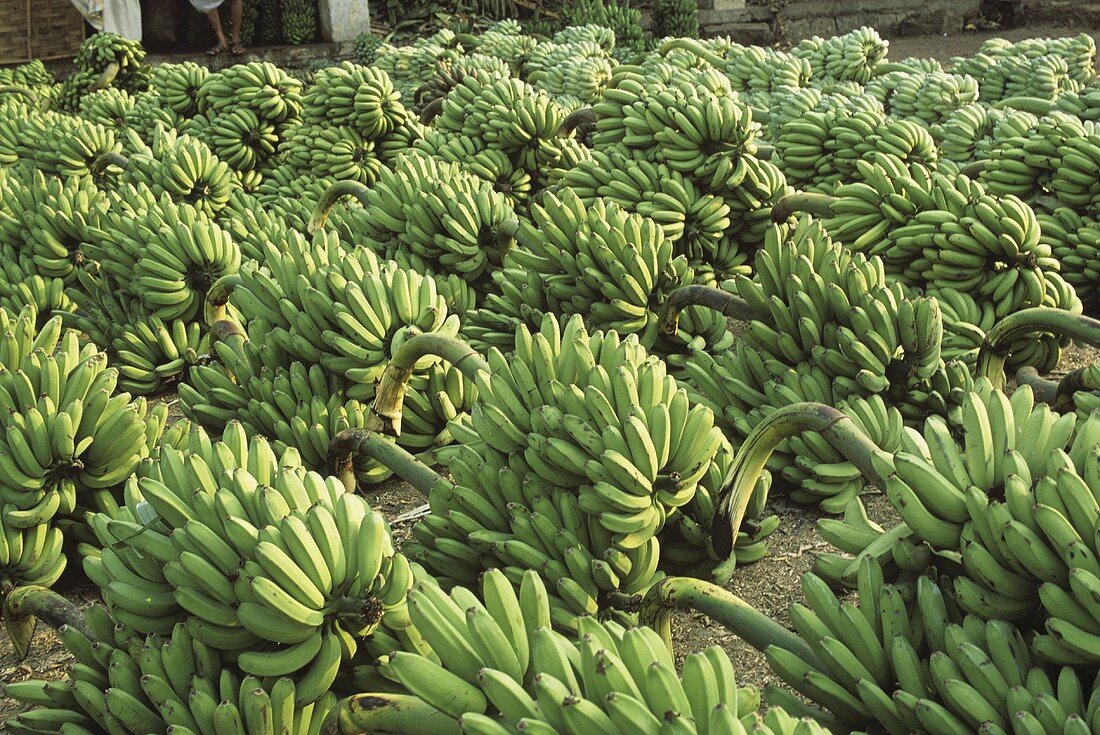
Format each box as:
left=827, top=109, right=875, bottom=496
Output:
left=5, top=19, right=1100, bottom=726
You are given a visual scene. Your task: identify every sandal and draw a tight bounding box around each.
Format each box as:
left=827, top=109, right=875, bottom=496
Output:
left=206, top=43, right=227, bottom=56
left=231, top=43, right=246, bottom=56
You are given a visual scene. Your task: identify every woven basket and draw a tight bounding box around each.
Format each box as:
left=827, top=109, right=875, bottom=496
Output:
left=0, top=0, right=87, bottom=65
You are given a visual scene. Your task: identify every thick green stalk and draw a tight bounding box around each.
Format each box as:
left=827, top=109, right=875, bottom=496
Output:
left=308, top=180, right=371, bottom=233
left=959, top=160, right=989, bottom=179
left=419, top=97, right=444, bottom=125
left=659, top=285, right=764, bottom=336
left=562, top=106, right=596, bottom=135
left=4, top=586, right=92, bottom=660
left=712, top=403, right=889, bottom=558
left=770, top=192, right=839, bottom=223
left=369, top=333, right=488, bottom=437
left=658, top=38, right=727, bottom=69
left=978, top=308, right=1100, bottom=390
left=640, top=577, right=821, bottom=667
left=322, top=692, right=461, bottom=735
left=327, top=428, right=446, bottom=496
left=90, top=62, right=120, bottom=91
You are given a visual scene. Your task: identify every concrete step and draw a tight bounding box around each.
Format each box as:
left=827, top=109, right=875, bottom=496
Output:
left=698, top=0, right=746, bottom=11
left=698, top=6, right=775, bottom=42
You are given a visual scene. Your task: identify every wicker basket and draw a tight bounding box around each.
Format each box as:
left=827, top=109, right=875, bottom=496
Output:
left=0, top=0, right=87, bottom=65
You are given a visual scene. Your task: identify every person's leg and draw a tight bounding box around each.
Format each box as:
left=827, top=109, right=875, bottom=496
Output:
left=206, top=8, right=228, bottom=53
left=230, top=0, right=244, bottom=52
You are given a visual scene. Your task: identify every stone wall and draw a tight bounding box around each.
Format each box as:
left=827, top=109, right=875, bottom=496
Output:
left=776, top=0, right=984, bottom=40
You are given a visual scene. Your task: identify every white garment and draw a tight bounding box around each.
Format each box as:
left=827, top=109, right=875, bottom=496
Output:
left=103, top=0, right=142, bottom=40
left=189, top=0, right=225, bottom=12
left=70, top=0, right=104, bottom=30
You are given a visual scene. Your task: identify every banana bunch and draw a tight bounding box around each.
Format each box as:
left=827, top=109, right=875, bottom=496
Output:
left=372, top=29, right=466, bottom=102
left=340, top=568, right=827, bottom=735
left=434, top=75, right=570, bottom=187
left=873, top=71, right=979, bottom=127
left=0, top=167, right=108, bottom=283
left=792, top=27, right=888, bottom=84
left=181, top=323, right=472, bottom=484
left=191, top=61, right=303, bottom=172
left=302, top=62, right=409, bottom=139
left=354, top=31, right=384, bottom=65
left=417, top=134, right=533, bottom=209
left=0, top=306, right=161, bottom=522
left=353, top=151, right=521, bottom=283
left=227, top=230, right=467, bottom=400
left=82, top=420, right=411, bottom=699
left=120, top=91, right=184, bottom=144
left=934, top=102, right=1006, bottom=164
left=1053, top=83, right=1100, bottom=122
left=12, top=113, right=125, bottom=182
left=77, top=87, right=134, bottom=128
left=1040, top=208, right=1100, bottom=312
left=281, top=0, right=318, bottom=43
left=149, top=61, right=210, bottom=118
left=83, top=183, right=241, bottom=323
left=281, top=124, right=384, bottom=185
left=408, top=314, right=737, bottom=618
left=61, top=269, right=212, bottom=395
left=525, top=37, right=615, bottom=106
left=953, top=34, right=1096, bottom=89
left=563, top=1, right=646, bottom=54
left=0, top=59, right=54, bottom=88
left=977, top=111, right=1093, bottom=206
left=57, top=32, right=148, bottom=112
left=413, top=54, right=511, bottom=110
left=1045, top=125, right=1100, bottom=214
left=6, top=607, right=336, bottom=735
left=764, top=560, right=1100, bottom=735
left=651, top=0, right=698, bottom=37
left=119, top=125, right=237, bottom=217
left=467, top=24, right=539, bottom=69
left=0, top=510, right=65, bottom=592
left=0, top=247, right=73, bottom=323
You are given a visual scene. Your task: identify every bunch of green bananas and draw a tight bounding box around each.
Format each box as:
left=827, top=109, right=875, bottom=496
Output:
left=0, top=247, right=73, bottom=323
left=61, top=269, right=212, bottom=395
left=1040, top=208, right=1100, bottom=312
left=120, top=92, right=183, bottom=144
left=417, top=134, right=533, bottom=209
left=120, top=126, right=238, bottom=217
left=0, top=59, right=54, bottom=88
left=650, top=0, right=698, bottom=44
left=869, top=71, right=979, bottom=127
left=57, top=32, right=148, bottom=112
left=0, top=306, right=163, bottom=521
left=792, top=27, right=888, bottom=84
left=407, top=314, right=756, bottom=621
left=933, top=102, right=1007, bottom=164
left=77, top=87, right=135, bottom=128
left=563, top=0, right=646, bottom=54
left=1050, top=83, right=1100, bottom=122
left=10, top=113, right=125, bottom=182
left=0, top=168, right=108, bottom=283
left=371, top=30, right=465, bottom=102
left=354, top=31, right=384, bottom=65
left=336, top=568, right=831, bottom=735
left=351, top=151, right=520, bottom=284
left=149, top=61, right=210, bottom=118
left=188, top=62, right=303, bottom=173
left=281, top=124, right=385, bottom=185
left=467, top=190, right=690, bottom=349
left=762, top=559, right=1100, bottom=735
left=80, top=421, right=411, bottom=700
left=0, top=510, right=65, bottom=593
left=412, top=54, right=511, bottom=111
left=468, top=23, right=539, bottom=69
left=281, top=0, right=318, bottom=43
left=6, top=604, right=336, bottom=735
left=225, top=229, right=468, bottom=401
left=301, top=63, right=409, bottom=137
left=434, top=75, right=571, bottom=188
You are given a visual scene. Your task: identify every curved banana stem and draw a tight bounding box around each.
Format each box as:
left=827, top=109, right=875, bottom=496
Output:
left=205, top=274, right=240, bottom=324
left=639, top=577, right=821, bottom=667
left=209, top=319, right=247, bottom=349
left=562, top=106, right=596, bottom=135
left=3, top=585, right=92, bottom=660
left=977, top=308, right=1100, bottom=390
left=711, top=403, right=889, bottom=558
left=659, top=285, right=763, bottom=335
left=322, top=692, right=461, bottom=735
left=1018, top=364, right=1100, bottom=413
left=770, top=192, right=838, bottom=223
left=327, top=428, right=446, bottom=495
left=754, top=143, right=774, bottom=160
left=369, top=332, right=489, bottom=437
left=959, top=160, right=989, bottom=179
left=872, top=62, right=919, bottom=75
left=420, top=97, right=445, bottom=125
left=1015, top=366, right=1059, bottom=404
left=308, top=180, right=371, bottom=234
left=90, top=62, right=120, bottom=92
left=658, top=38, right=726, bottom=69
left=0, top=84, right=35, bottom=99
left=993, top=96, right=1056, bottom=114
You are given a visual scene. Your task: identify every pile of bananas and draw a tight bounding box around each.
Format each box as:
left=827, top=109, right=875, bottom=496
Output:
left=79, top=421, right=410, bottom=700
left=651, top=0, right=698, bottom=41
left=77, top=87, right=134, bottom=129
left=406, top=314, right=764, bottom=621
left=1041, top=207, right=1100, bottom=312
left=867, top=70, right=979, bottom=127
left=354, top=31, right=384, bottom=65
left=119, top=126, right=237, bottom=217
left=792, top=27, right=889, bottom=84
left=338, top=569, right=829, bottom=735
left=57, top=32, right=149, bottom=113
left=933, top=102, right=1007, bottom=164
left=563, top=0, right=647, bottom=56
left=281, top=0, right=318, bottom=43
left=6, top=603, right=336, bottom=734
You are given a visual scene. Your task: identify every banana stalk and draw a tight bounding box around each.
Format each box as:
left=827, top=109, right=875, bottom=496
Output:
left=658, top=38, right=727, bottom=70
left=327, top=428, right=446, bottom=496
left=639, top=576, right=820, bottom=666
left=322, top=692, right=461, bottom=735
left=562, top=106, right=596, bottom=135
left=659, top=284, right=763, bottom=336
left=369, top=332, right=489, bottom=437
left=958, top=159, right=989, bottom=178
left=3, top=585, right=91, bottom=660
left=0, top=85, right=36, bottom=99
left=89, top=61, right=120, bottom=92
left=712, top=403, right=890, bottom=557
left=419, top=97, right=444, bottom=125
left=308, top=180, right=372, bottom=233
left=205, top=274, right=242, bottom=324
left=977, top=307, right=1100, bottom=390
left=769, top=193, right=839, bottom=224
